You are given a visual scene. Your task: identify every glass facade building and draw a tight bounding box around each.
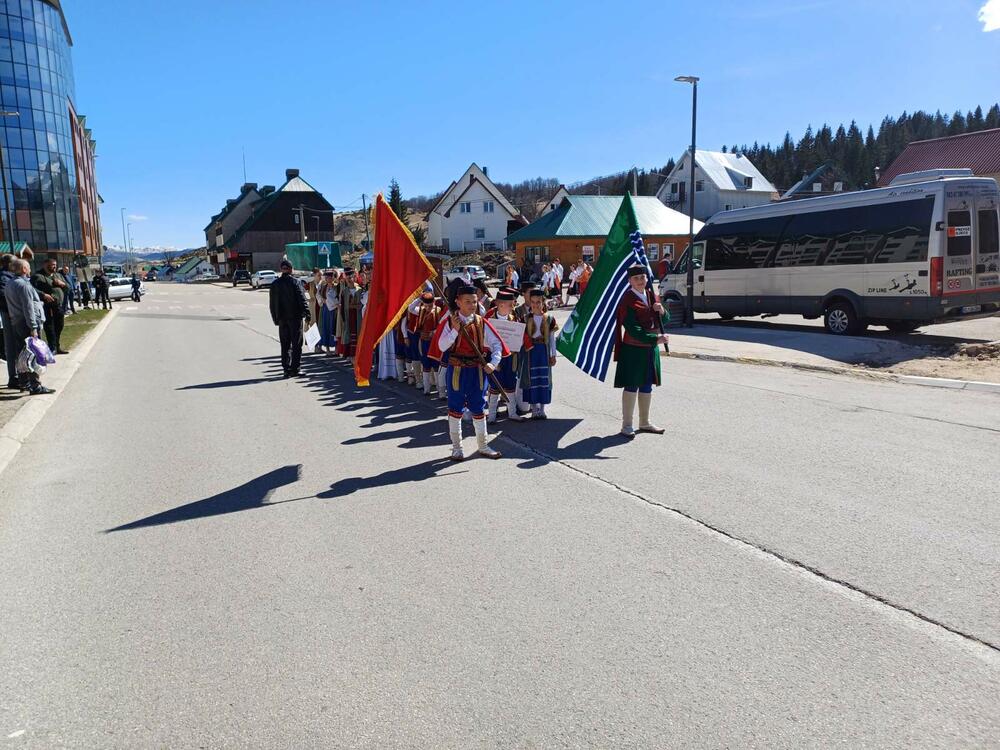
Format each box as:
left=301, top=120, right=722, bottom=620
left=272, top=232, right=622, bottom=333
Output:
left=0, top=0, right=100, bottom=261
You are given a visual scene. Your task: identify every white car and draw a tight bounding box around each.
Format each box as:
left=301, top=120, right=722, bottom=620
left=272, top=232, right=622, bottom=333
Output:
left=107, top=277, right=145, bottom=300
left=444, top=265, right=487, bottom=284
left=197, top=273, right=220, bottom=282
left=251, top=270, right=278, bottom=288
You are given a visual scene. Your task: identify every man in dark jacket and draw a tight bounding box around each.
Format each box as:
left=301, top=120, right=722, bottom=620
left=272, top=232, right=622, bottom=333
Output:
left=93, top=270, right=111, bottom=309
left=269, top=259, right=310, bottom=377
left=31, top=258, right=68, bottom=354
left=0, top=253, right=17, bottom=387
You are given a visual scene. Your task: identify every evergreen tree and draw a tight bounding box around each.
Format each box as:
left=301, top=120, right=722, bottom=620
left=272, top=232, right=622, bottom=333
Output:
left=388, top=178, right=407, bottom=221
left=986, top=104, right=1000, bottom=129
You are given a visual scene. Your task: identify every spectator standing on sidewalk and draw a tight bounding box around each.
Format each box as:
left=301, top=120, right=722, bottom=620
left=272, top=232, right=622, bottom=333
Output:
left=31, top=258, right=68, bottom=354
left=61, top=266, right=76, bottom=315
left=269, top=259, right=310, bottom=378
left=93, top=269, right=111, bottom=309
left=5, top=258, right=54, bottom=394
left=79, top=275, right=92, bottom=309
left=0, top=253, right=17, bottom=387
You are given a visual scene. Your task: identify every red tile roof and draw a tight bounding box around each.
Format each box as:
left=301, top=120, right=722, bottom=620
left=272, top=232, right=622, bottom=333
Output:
left=879, top=128, right=1000, bottom=186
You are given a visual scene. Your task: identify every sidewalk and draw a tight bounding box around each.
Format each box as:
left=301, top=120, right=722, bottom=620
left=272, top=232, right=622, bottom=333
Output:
left=546, top=307, right=1000, bottom=391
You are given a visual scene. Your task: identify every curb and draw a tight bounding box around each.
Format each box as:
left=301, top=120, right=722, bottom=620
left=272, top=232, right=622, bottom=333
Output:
left=666, top=350, right=1000, bottom=393
left=0, top=308, right=119, bottom=477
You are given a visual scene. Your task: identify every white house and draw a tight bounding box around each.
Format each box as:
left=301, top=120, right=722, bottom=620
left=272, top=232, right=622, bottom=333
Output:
left=655, top=149, right=777, bottom=221
left=540, top=184, right=570, bottom=215
left=173, top=256, right=214, bottom=282
left=425, top=163, right=525, bottom=253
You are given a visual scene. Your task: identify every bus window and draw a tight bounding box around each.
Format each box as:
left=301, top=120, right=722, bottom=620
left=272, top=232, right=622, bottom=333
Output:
left=979, top=209, right=999, bottom=257
left=947, top=210, right=972, bottom=256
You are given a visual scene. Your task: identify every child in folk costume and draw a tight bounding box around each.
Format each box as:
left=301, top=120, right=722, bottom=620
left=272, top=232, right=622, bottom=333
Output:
left=393, top=318, right=408, bottom=382
left=485, top=288, right=529, bottom=423
left=433, top=296, right=449, bottom=400
left=428, top=285, right=510, bottom=461
left=519, top=289, right=558, bottom=419
left=514, top=280, right=535, bottom=322
left=615, top=265, right=670, bottom=437
left=407, top=291, right=446, bottom=396
left=336, top=269, right=363, bottom=361
left=404, top=301, right=423, bottom=387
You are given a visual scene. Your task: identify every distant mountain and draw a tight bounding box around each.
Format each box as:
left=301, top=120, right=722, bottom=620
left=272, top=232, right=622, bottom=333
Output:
left=101, top=246, right=200, bottom=264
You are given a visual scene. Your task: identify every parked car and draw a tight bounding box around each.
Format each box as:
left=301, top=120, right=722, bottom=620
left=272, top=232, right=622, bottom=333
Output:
left=251, top=270, right=278, bottom=288
left=146, top=270, right=158, bottom=282
left=197, top=272, right=221, bottom=281
left=232, top=269, right=251, bottom=287
left=444, top=265, right=487, bottom=284
left=107, top=277, right=145, bottom=300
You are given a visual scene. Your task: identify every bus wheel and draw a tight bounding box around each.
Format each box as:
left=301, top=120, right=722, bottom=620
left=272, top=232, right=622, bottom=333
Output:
left=886, top=320, right=921, bottom=333
left=823, top=301, right=861, bottom=335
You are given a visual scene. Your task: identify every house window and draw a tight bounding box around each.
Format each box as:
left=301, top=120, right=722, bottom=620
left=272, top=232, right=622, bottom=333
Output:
left=525, top=245, right=550, bottom=263
left=474, top=228, right=486, bottom=239
left=695, top=180, right=704, bottom=192
left=647, top=243, right=659, bottom=260
left=670, top=183, right=678, bottom=194
left=725, top=204, right=732, bottom=211
left=460, top=202, right=471, bottom=213
left=483, top=201, right=494, bottom=213
left=743, top=176, right=753, bottom=188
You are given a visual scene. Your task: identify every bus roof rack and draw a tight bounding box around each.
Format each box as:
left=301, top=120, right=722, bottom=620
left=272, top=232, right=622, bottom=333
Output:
left=888, top=168, right=975, bottom=186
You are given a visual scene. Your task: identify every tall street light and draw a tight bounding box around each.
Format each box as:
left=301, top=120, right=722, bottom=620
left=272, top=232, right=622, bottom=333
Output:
left=120, top=207, right=128, bottom=273
left=675, top=75, right=699, bottom=327
left=0, top=110, right=20, bottom=250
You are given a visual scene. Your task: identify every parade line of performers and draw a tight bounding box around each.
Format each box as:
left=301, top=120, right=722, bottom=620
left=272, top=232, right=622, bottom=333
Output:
left=290, top=262, right=668, bottom=462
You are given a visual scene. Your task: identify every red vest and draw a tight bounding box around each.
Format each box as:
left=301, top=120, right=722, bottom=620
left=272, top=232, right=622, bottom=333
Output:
left=617, top=290, right=659, bottom=348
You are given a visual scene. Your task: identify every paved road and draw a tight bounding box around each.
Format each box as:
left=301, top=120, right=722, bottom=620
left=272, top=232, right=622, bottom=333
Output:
left=1, top=283, right=998, bottom=748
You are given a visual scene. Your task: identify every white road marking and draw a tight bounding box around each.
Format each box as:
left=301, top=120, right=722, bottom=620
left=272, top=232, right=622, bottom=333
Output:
left=8, top=729, right=26, bottom=738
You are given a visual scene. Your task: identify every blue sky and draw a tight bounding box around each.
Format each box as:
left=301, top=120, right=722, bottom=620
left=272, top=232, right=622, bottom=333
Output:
left=65, top=0, right=1000, bottom=249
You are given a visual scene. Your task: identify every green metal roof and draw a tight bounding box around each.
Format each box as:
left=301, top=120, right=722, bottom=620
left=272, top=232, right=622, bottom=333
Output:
left=175, top=256, right=206, bottom=275
left=0, top=242, right=31, bottom=254
left=507, top=195, right=701, bottom=243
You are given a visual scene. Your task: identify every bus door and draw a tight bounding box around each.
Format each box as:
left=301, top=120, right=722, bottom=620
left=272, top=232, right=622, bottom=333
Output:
left=974, top=186, right=1000, bottom=291
left=943, top=189, right=975, bottom=295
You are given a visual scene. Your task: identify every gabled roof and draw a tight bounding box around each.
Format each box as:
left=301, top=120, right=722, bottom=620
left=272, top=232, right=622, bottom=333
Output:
left=781, top=161, right=855, bottom=200
left=540, top=185, right=570, bottom=214
left=878, top=128, right=1000, bottom=186
left=204, top=184, right=262, bottom=231
left=0, top=242, right=31, bottom=254
left=427, top=163, right=519, bottom=219
left=175, top=256, right=207, bottom=275
left=222, top=173, right=328, bottom=249
left=671, top=150, right=776, bottom=194
left=507, top=195, right=703, bottom=243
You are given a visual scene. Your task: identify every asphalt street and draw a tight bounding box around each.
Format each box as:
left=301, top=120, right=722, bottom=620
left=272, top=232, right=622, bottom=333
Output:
left=1, top=282, right=998, bottom=748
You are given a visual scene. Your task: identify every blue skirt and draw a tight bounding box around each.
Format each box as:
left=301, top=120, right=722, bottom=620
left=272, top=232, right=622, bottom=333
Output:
left=520, top=344, right=552, bottom=404
left=319, top=306, right=336, bottom=346
left=489, top=353, right=518, bottom=394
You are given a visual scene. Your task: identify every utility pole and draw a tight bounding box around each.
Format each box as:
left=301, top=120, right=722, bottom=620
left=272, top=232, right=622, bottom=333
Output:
left=297, top=205, right=306, bottom=242
left=361, top=194, right=372, bottom=250
left=632, top=167, right=638, bottom=196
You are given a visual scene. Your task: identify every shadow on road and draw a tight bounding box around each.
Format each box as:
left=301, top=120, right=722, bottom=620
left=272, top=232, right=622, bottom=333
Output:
left=103, top=465, right=303, bottom=532
left=176, top=376, right=275, bottom=390
left=316, top=457, right=468, bottom=497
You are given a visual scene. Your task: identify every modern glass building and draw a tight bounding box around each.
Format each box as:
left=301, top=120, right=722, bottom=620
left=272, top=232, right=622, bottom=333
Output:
left=0, top=0, right=101, bottom=263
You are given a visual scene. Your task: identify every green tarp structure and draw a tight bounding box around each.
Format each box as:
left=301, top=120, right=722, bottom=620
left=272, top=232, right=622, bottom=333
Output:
left=284, top=241, right=344, bottom=270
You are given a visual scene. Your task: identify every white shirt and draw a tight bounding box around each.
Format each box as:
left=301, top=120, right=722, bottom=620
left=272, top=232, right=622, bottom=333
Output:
left=434, top=311, right=503, bottom=367
left=541, top=271, right=555, bottom=291
left=510, top=269, right=519, bottom=289
left=553, top=263, right=564, bottom=282
left=531, top=313, right=558, bottom=357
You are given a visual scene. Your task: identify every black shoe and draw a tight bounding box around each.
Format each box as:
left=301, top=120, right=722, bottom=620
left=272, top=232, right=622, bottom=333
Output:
left=282, top=371, right=292, bottom=379
left=5, top=381, right=18, bottom=390
left=29, top=385, right=55, bottom=395
left=56, top=349, right=69, bottom=355
left=290, top=370, right=302, bottom=377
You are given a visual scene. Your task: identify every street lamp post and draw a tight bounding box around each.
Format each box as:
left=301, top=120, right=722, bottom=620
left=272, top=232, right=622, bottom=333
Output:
left=675, top=75, right=699, bottom=327
left=120, top=207, right=128, bottom=273
left=0, top=111, right=20, bottom=250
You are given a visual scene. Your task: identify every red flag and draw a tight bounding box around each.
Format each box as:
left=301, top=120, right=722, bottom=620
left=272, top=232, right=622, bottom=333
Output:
left=354, top=193, right=436, bottom=386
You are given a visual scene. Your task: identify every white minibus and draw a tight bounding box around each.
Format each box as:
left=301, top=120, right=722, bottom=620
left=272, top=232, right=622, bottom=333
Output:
left=660, top=169, right=1000, bottom=334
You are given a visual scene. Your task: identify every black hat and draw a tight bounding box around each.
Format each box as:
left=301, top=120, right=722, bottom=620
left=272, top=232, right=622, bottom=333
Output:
left=344, top=268, right=356, bottom=277
left=498, top=285, right=519, bottom=297
left=456, top=284, right=477, bottom=297
left=520, top=280, right=536, bottom=291
left=495, top=289, right=516, bottom=302
left=626, top=264, right=648, bottom=278
left=528, top=289, right=545, bottom=298
left=279, top=259, right=293, bottom=270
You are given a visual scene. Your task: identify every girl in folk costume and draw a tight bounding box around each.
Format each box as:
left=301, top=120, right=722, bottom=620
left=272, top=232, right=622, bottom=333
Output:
left=485, top=288, right=529, bottom=423
left=306, top=268, right=323, bottom=348
left=615, top=265, right=670, bottom=437
left=393, top=318, right=408, bottom=382
left=318, top=269, right=339, bottom=355
left=407, top=291, right=446, bottom=395
left=336, top=269, right=363, bottom=361
left=519, top=289, right=558, bottom=419
left=428, top=285, right=510, bottom=461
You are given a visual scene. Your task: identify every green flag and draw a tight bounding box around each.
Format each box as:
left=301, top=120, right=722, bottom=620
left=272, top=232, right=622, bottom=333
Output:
left=556, top=193, right=650, bottom=381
